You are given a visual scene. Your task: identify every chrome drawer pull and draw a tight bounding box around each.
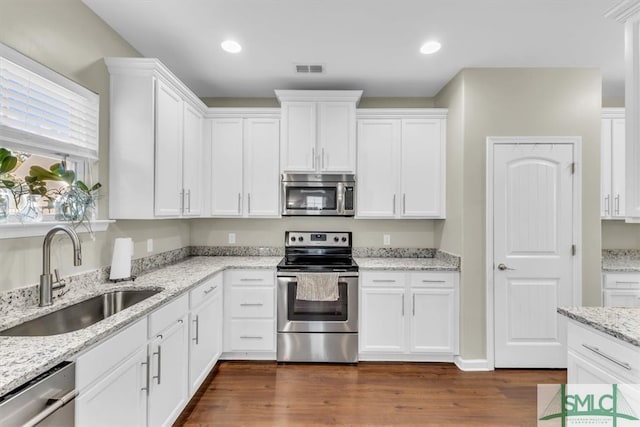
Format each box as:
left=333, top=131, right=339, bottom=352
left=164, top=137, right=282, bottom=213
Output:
left=141, top=356, right=150, bottom=393
left=421, top=280, right=445, bottom=283
left=240, top=335, right=263, bottom=339
left=372, top=279, right=396, bottom=283
left=193, top=315, right=199, bottom=345
left=204, top=285, right=217, bottom=294
left=240, top=278, right=264, bottom=282
left=582, top=344, right=632, bottom=371
left=240, top=303, right=264, bottom=307
left=153, top=345, right=162, bottom=384
left=614, top=281, right=639, bottom=285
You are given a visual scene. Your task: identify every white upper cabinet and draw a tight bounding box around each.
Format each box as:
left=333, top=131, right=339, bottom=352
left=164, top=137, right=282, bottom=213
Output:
left=601, top=108, right=626, bottom=219
left=276, top=90, right=362, bottom=174
left=208, top=110, right=280, bottom=218
left=105, top=58, right=206, bottom=219
left=356, top=110, right=447, bottom=219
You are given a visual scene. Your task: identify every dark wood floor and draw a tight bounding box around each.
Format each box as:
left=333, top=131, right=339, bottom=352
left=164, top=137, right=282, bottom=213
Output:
left=175, top=361, right=566, bottom=427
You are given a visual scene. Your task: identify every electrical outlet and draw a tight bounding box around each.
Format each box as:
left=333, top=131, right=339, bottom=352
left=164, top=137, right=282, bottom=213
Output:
left=146, top=238, right=153, bottom=253
left=383, top=234, right=391, bottom=245
left=228, top=232, right=236, bottom=244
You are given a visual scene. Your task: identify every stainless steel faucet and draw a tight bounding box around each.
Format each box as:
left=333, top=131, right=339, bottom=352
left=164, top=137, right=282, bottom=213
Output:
left=39, top=225, right=82, bottom=307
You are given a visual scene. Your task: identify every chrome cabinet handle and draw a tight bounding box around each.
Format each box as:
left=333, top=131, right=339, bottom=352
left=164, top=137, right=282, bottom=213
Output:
left=372, top=279, right=396, bottom=283
left=412, top=294, right=415, bottom=316
left=615, top=194, right=620, bottom=215
left=180, top=190, right=185, bottom=214
left=403, top=193, right=406, bottom=214
left=393, top=195, right=396, bottom=215
left=240, top=335, right=263, bottom=339
left=237, top=193, right=242, bottom=213
left=204, top=285, right=217, bottom=294
left=322, top=148, right=325, bottom=169
left=141, top=356, right=150, bottom=393
left=240, top=302, right=264, bottom=306
left=187, top=189, right=191, bottom=212
left=401, top=294, right=405, bottom=316
left=153, top=344, right=162, bottom=384
left=312, top=147, right=315, bottom=169
left=422, top=280, right=445, bottom=284
left=240, top=278, right=264, bottom=282
left=604, top=194, right=610, bottom=216
left=248, top=193, right=251, bottom=214
left=582, top=344, right=632, bottom=371
left=192, top=315, right=199, bottom=345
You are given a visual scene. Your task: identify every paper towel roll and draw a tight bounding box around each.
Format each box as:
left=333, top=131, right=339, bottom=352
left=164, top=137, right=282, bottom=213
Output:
left=110, top=237, right=133, bottom=280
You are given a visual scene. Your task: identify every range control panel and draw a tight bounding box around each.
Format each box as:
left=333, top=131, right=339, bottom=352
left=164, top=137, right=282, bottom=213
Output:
left=285, top=231, right=351, bottom=247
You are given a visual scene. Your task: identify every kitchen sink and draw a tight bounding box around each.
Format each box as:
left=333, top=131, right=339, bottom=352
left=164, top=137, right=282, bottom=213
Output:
left=0, top=289, right=162, bottom=337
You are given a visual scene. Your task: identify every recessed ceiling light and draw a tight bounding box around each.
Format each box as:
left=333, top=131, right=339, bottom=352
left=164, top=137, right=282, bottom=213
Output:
left=420, top=41, right=441, bottom=55
left=221, top=40, right=242, bottom=54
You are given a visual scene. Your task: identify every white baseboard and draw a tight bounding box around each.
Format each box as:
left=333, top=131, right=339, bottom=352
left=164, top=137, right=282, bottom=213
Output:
left=454, top=356, right=493, bottom=371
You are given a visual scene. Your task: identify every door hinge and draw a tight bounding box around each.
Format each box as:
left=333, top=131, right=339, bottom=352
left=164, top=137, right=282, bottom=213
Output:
left=571, top=162, right=576, bottom=174
left=571, top=244, right=576, bottom=256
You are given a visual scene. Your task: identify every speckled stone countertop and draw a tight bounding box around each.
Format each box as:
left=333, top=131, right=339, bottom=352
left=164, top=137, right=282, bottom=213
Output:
left=355, top=257, right=459, bottom=271
left=557, top=307, right=640, bottom=347
left=0, top=256, right=280, bottom=397
left=602, top=249, right=640, bottom=272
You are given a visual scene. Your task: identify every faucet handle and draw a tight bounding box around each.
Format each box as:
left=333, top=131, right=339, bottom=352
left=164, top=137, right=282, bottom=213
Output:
left=52, top=269, right=66, bottom=290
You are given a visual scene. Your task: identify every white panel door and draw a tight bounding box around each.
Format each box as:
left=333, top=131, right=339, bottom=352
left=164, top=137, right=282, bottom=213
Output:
left=601, top=118, right=613, bottom=217
left=182, top=103, right=203, bottom=216
left=244, top=118, right=280, bottom=217
left=280, top=102, right=316, bottom=172
left=189, top=290, right=221, bottom=394
left=400, top=119, right=444, bottom=217
left=356, top=119, right=399, bottom=217
left=318, top=102, right=356, bottom=172
left=154, top=79, right=183, bottom=217
left=360, top=288, right=406, bottom=352
left=410, top=288, right=456, bottom=354
left=210, top=118, right=244, bottom=216
left=611, top=118, right=626, bottom=218
left=493, top=143, right=574, bottom=368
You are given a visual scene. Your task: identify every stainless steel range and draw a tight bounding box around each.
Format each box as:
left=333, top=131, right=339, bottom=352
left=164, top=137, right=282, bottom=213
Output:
left=276, top=231, right=358, bottom=363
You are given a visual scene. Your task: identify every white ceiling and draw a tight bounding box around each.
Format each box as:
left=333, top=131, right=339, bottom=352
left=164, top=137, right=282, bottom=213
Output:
left=82, top=0, right=625, bottom=99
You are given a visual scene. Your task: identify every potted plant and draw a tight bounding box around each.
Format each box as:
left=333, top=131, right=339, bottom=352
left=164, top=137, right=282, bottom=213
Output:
left=0, top=148, right=18, bottom=222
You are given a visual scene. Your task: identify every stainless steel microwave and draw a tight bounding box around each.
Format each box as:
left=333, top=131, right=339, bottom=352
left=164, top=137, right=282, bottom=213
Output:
left=281, top=174, right=355, bottom=216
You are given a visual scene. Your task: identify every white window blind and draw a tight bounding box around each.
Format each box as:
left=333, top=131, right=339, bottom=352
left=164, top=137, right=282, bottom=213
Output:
left=0, top=44, right=99, bottom=160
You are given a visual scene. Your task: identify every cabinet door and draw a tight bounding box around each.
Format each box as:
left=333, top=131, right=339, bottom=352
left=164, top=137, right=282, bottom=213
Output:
left=601, top=118, right=613, bottom=218
left=360, top=287, right=406, bottom=353
left=76, top=346, right=148, bottom=427
left=318, top=102, right=356, bottom=172
left=400, top=119, right=445, bottom=218
left=280, top=102, right=316, bottom=172
left=189, top=288, right=222, bottom=394
left=210, top=118, right=244, bottom=216
left=568, top=350, right=623, bottom=384
left=154, top=79, right=183, bottom=217
left=604, top=289, right=640, bottom=307
left=244, top=118, right=280, bottom=217
left=182, top=103, right=203, bottom=216
left=356, top=119, right=399, bottom=218
left=148, top=317, right=189, bottom=427
left=611, top=118, right=626, bottom=218
left=410, top=288, right=456, bottom=353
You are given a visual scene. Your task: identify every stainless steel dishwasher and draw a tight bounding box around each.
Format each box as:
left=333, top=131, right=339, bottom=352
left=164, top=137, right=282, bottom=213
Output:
left=0, top=361, right=76, bottom=427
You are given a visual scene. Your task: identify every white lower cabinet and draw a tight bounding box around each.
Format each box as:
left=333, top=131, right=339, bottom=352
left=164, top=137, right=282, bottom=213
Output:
left=602, top=272, right=640, bottom=307
left=76, top=293, right=193, bottom=427
left=359, top=270, right=459, bottom=361
left=222, top=269, right=276, bottom=359
left=189, top=273, right=223, bottom=394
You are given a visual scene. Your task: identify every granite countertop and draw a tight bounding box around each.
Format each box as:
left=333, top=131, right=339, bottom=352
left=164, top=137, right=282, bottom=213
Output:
left=557, top=306, right=640, bottom=347
left=355, top=257, right=459, bottom=271
left=602, top=249, right=640, bottom=272
left=0, top=256, right=280, bottom=397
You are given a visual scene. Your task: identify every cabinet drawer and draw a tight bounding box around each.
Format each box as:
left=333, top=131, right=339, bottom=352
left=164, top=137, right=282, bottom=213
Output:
left=604, top=273, right=640, bottom=289
left=568, top=321, right=640, bottom=382
left=190, top=273, right=223, bottom=309
left=361, top=271, right=405, bottom=287
left=226, top=269, right=274, bottom=286
left=409, top=272, right=454, bottom=288
left=229, top=287, right=274, bottom=318
left=229, top=319, right=275, bottom=351
left=149, top=293, right=188, bottom=336
left=77, top=317, right=147, bottom=391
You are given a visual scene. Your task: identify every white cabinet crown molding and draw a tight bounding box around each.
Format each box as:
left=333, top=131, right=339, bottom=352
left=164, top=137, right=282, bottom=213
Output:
left=104, top=57, right=207, bottom=113
left=206, top=107, right=281, bottom=119
left=602, top=107, right=626, bottom=119
left=275, top=89, right=363, bottom=104
left=356, top=108, right=448, bottom=119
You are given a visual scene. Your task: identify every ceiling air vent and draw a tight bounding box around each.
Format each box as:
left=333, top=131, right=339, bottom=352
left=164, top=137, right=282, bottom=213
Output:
left=295, top=64, right=324, bottom=74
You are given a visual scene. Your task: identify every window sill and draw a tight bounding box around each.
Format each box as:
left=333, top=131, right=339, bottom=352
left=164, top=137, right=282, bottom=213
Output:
left=0, top=220, right=115, bottom=239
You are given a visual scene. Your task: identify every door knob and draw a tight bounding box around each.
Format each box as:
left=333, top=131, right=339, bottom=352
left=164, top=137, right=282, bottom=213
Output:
left=497, top=263, right=514, bottom=271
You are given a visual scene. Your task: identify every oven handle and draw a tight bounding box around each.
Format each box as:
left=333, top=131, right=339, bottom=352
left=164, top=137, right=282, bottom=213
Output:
left=277, top=274, right=359, bottom=280
left=22, top=389, right=77, bottom=427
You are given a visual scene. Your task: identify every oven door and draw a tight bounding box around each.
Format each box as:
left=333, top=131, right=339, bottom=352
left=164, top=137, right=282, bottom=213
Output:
left=277, top=274, right=358, bottom=333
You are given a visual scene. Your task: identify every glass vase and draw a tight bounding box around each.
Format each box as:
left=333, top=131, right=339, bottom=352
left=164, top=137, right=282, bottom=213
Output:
left=18, top=194, right=43, bottom=222
left=0, top=188, right=10, bottom=223
left=55, top=191, right=86, bottom=221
